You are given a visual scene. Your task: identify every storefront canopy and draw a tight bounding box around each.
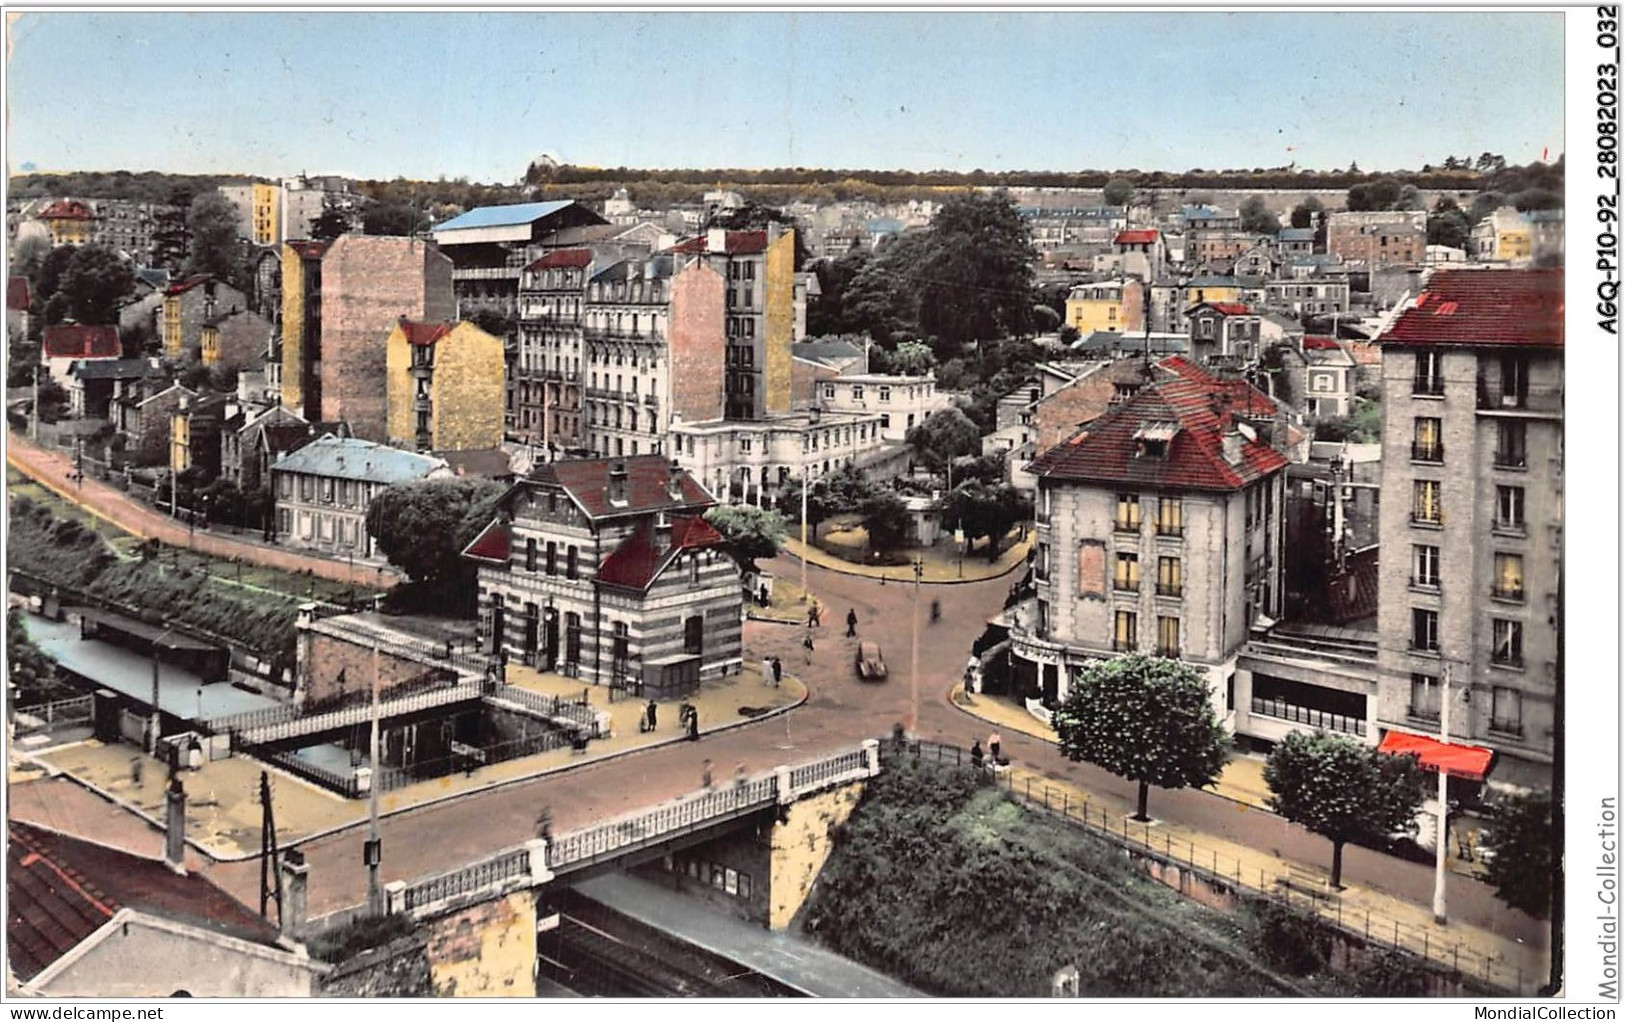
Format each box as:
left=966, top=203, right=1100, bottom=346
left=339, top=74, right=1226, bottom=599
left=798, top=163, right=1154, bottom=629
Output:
left=1377, top=730, right=1494, bottom=782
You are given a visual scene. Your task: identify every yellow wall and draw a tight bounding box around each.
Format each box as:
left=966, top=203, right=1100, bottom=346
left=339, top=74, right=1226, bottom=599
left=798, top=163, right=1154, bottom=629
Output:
left=432, top=323, right=506, bottom=451
left=1066, top=296, right=1124, bottom=333
left=48, top=221, right=93, bottom=246
left=424, top=891, right=536, bottom=997
left=252, top=183, right=280, bottom=246
left=170, top=414, right=189, bottom=472
left=163, top=296, right=182, bottom=357
left=763, top=230, right=796, bottom=415
left=768, top=781, right=865, bottom=931
left=1184, top=284, right=1241, bottom=307
left=384, top=323, right=412, bottom=446
left=1498, top=230, right=1532, bottom=260
left=280, top=244, right=306, bottom=415
left=200, top=325, right=220, bottom=366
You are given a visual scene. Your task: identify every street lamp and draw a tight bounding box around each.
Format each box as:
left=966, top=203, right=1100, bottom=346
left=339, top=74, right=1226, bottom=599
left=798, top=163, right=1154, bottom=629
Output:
left=909, top=557, right=923, bottom=735
left=1433, top=663, right=1469, bottom=925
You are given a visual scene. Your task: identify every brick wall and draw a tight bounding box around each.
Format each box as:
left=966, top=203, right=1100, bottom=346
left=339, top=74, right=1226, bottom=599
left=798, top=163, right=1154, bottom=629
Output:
left=763, top=230, right=797, bottom=415
left=298, top=630, right=446, bottom=706
left=423, top=891, right=536, bottom=997
left=668, top=262, right=726, bottom=424
left=433, top=324, right=506, bottom=452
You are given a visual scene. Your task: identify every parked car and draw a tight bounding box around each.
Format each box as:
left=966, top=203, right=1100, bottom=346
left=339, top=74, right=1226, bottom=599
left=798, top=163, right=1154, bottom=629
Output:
left=855, top=641, right=887, bottom=681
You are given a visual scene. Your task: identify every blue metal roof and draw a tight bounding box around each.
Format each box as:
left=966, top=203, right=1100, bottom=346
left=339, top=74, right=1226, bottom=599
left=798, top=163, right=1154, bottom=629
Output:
left=434, top=200, right=577, bottom=233
left=271, top=435, right=446, bottom=485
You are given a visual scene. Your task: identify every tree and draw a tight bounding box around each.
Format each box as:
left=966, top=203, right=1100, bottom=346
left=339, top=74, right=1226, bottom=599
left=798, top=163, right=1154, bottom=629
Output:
left=859, top=490, right=910, bottom=555
left=872, top=339, right=937, bottom=376
left=1427, top=197, right=1471, bottom=250
left=365, top=478, right=505, bottom=605
left=702, top=504, right=786, bottom=575
left=362, top=200, right=429, bottom=237
left=30, top=245, right=77, bottom=315
left=58, top=245, right=135, bottom=325
left=1053, top=655, right=1230, bottom=821
left=186, top=192, right=245, bottom=285
left=1468, top=191, right=1507, bottom=225
left=1480, top=789, right=1554, bottom=919
left=940, top=481, right=1027, bottom=561
left=1238, top=196, right=1279, bottom=235
left=7, top=607, right=72, bottom=704
left=11, top=235, right=50, bottom=281
left=1102, top=178, right=1135, bottom=206
left=1475, top=152, right=1508, bottom=174
left=906, top=407, right=983, bottom=475
left=307, top=202, right=352, bottom=242
left=1395, top=184, right=1427, bottom=211
left=1263, top=730, right=1426, bottom=888
left=1289, top=197, right=1322, bottom=229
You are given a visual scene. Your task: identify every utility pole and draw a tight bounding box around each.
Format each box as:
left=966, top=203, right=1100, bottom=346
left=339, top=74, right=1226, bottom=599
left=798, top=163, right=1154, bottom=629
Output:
left=799, top=462, right=808, bottom=603
left=909, top=557, right=922, bottom=735
left=30, top=365, right=40, bottom=442
left=148, top=626, right=171, bottom=756
left=1433, top=662, right=1453, bottom=925
left=365, top=640, right=384, bottom=916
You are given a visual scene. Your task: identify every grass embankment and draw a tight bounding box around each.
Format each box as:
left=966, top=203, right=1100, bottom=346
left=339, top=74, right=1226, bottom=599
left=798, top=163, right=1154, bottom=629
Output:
left=8, top=494, right=370, bottom=658
left=804, top=758, right=1435, bottom=997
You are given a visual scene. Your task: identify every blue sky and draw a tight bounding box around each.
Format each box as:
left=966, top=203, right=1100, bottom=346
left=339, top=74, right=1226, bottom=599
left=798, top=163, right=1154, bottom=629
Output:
left=5, top=11, right=1565, bottom=182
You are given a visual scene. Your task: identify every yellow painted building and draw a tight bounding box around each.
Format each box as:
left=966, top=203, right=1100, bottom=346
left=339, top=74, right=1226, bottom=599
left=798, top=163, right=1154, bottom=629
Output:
left=385, top=319, right=506, bottom=452
left=169, top=410, right=191, bottom=473
left=763, top=228, right=796, bottom=415
left=199, top=323, right=223, bottom=366
left=1496, top=228, right=1532, bottom=261
left=1065, top=278, right=1144, bottom=334
left=1183, top=278, right=1243, bottom=309
left=251, top=182, right=280, bottom=246
left=162, top=294, right=183, bottom=357
left=40, top=200, right=95, bottom=246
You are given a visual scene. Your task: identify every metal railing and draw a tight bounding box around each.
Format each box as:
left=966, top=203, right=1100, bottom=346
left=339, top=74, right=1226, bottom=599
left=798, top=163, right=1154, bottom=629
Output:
left=403, top=846, right=531, bottom=913
left=1250, top=696, right=1367, bottom=737
left=890, top=740, right=1530, bottom=996
left=1475, top=380, right=1562, bottom=415
left=788, top=748, right=869, bottom=791
left=483, top=684, right=599, bottom=735
left=13, top=695, right=95, bottom=734
left=1410, top=442, right=1444, bottom=463
left=205, top=675, right=482, bottom=744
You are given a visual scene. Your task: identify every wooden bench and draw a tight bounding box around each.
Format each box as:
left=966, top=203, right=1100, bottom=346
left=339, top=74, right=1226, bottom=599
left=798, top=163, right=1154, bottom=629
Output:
left=1275, top=865, right=1339, bottom=901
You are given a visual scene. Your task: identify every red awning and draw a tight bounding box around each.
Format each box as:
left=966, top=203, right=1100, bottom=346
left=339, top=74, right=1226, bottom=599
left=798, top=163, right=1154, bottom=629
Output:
left=1377, top=730, right=1494, bottom=781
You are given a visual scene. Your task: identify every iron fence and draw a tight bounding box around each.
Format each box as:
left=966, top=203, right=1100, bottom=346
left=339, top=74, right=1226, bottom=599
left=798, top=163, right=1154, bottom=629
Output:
left=486, top=684, right=598, bottom=734
left=375, top=726, right=580, bottom=793
left=13, top=694, right=95, bottom=734
left=403, top=846, right=531, bottom=913
left=549, top=776, right=779, bottom=870
left=788, top=749, right=869, bottom=792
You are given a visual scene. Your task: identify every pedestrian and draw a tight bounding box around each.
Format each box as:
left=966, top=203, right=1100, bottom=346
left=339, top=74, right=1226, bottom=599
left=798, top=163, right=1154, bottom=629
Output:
left=810, top=598, right=822, bottom=627
left=989, top=731, right=1001, bottom=764
left=130, top=756, right=143, bottom=787
left=734, top=762, right=747, bottom=788
left=771, top=656, right=783, bottom=687
left=802, top=632, right=815, bottom=664
left=930, top=598, right=941, bottom=623
left=762, top=655, right=774, bottom=687
left=702, top=759, right=713, bottom=788
left=758, top=585, right=770, bottom=608
left=845, top=608, right=858, bottom=637
left=807, top=602, right=818, bottom=628
left=970, top=740, right=984, bottom=770
left=645, top=698, right=658, bottom=733
left=688, top=706, right=700, bottom=741
left=535, top=806, right=553, bottom=843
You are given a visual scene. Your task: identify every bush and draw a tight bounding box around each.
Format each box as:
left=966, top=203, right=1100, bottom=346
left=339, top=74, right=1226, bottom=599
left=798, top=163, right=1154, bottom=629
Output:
left=1248, top=901, right=1333, bottom=977
left=307, top=912, right=418, bottom=964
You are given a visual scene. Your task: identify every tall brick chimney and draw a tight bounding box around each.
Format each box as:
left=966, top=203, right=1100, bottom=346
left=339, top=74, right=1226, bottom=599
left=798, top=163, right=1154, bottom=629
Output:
left=666, top=459, right=684, bottom=502
left=607, top=460, right=629, bottom=506
left=164, top=775, right=187, bottom=874
left=279, top=848, right=308, bottom=941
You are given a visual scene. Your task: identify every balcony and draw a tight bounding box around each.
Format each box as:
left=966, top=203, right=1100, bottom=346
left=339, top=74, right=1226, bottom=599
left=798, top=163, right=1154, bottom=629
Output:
left=1154, top=646, right=1181, bottom=659
left=1250, top=696, right=1367, bottom=737
left=1477, top=380, right=1563, bottom=416
left=1155, top=523, right=1183, bottom=538
left=1411, top=376, right=1444, bottom=397
left=452, top=266, right=522, bottom=282
left=1491, top=651, right=1525, bottom=669
left=1113, top=518, right=1141, bottom=535
left=1406, top=704, right=1440, bottom=724
left=1489, top=721, right=1526, bottom=739
left=1492, top=450, right=1528, bottom=470
left=1410, top=513, right=1443, bottom=529
left=1409, top=576, right=1441, bottom=593
left=1410, top=442, right=1444, bottom=463
left=1156, top=583, right=1183, bottom=598
left=1112, top=580, right=1140, bottom=594
left=643, top=394, right=658, bottom=407
left=1490, top=584, right=1525, bottom=603
left=1112, top=639, right=1137, bottom=653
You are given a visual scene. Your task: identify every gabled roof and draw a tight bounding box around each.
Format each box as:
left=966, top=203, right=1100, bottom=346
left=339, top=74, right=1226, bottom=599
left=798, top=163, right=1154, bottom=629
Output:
left=68, top=357, right=161, bottom=382
left=8, top=276, right=32, bottom=311
left=7, top=822, right=281, bottom=982
left=40, top=199, right=93, bottom=221
left=270, top=434, right=446, bottom=485
left=434, top=201, right=578, bottom=233
left=1029, top=371, right=1288, bottom=493
left=1379, top=269, right=1562, bottom=349
left=526, top=248, right=593, bottom=271
left=528, top=455, right=712, bottom=520
left=259, top=422, right=316, bottom=454
left=667, top=230, right=769, bottom=256
left=42, top=325, right=120, bottom=360
left=791, top=339, right=865, bottom=365
left=462, top=519, right=512, bottom=565
left=1114, top=229, right=1159, bottom=245
left=595, top=515, right=726, bottom=592
left=1155, top=356, right=1281, bottom=418
left=1302, top=335, right=1341, bottom=350
left=1188, top=301, right=1253, bottom=317
left=396, top=319, right=453, bottom=346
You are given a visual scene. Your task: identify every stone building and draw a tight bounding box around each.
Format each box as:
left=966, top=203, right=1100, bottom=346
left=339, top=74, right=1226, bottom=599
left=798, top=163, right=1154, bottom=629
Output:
left=461, top=456, right=742, bottom=695
left=271, top=434, right=449, bottom=558
left=815, top=372, right=948, bottom=444
left=1326, top=210, right=1427, bottom=268
left=115, top=382, right=193, bottom=467
left=198, top=305, right=275, bottom=375
left=516, top=248, right=591, bottom=446
left=1373, top=268, right=1563, bottom=792
left=384, top=318, right=505, bottom=453
left=1186, top=301, right=1262, bottom=366
left=279, top=239, right=329, bottom=423
left=669, top=407, right=892, bottom=507
left=161, top=276, right=250, bottom=361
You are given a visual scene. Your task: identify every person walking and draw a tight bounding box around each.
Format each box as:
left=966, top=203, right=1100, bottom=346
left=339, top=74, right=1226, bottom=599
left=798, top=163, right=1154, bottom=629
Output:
left=845, top=608, right=859, bottom=637
left=802, top=632, right=815, bottom=664
left=970, top=740, right=984, bottom=770
left=989, top=731, right=1002, bottom=764
left=688, top=706, right=701, bottom=741
left=762, top=655, right=774, bottom=686
left=644, top=698, right=658, bottom=733
left=810, top=598, right=822, bottom=628
left=702, top=759, right=713, bottom=788
left=771, top=656, right=783, bottom=687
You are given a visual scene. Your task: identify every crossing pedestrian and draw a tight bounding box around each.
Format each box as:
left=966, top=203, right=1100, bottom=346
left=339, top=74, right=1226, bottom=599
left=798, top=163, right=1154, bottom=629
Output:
left=762, top=655, right=774, bottom=687
left=771, top=656, right=783, bottom=687
left=845, top=608, right=858, bottom=637
left=803, top=632, right=815, bottom=664
left=989, top=731, right=1002, bottom=764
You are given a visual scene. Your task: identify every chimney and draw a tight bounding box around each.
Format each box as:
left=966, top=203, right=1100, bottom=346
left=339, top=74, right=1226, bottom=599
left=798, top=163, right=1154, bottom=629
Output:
left=768, top=221, right=784, bottom=244
left=666, top=459, right=685, bottom=502
left=279, top=849, right=308, bottom=941
left=607, top=460, right=629, bottom=506
left=1221, top=427, right=1245, bottom=466
left=707, top=228, right=727, bottom=254
left=164, top=775, right=187, bottom=874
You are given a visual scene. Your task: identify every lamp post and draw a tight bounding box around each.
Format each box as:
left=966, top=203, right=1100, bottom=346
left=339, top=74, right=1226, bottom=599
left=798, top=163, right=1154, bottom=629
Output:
left=365, top=640, right=384, bottom=916
left=149, top=625, right=174, bottom=756
left=1433, top=662, right=1462, bottom=925
left=909, top=557, right=923, bottom=735
left=799, top=462, right=808, bottom=603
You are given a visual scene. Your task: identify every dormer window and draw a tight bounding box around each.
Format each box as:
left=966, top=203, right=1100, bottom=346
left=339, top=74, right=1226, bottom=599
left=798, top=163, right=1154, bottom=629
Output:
left=1133, top=422, right=1178, bottom=459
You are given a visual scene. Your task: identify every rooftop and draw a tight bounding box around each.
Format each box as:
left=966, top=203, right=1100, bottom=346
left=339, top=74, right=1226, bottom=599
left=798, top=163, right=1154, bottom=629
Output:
left=433, top=200, right=578, bottom=233
left=270, top=434, right=447, bottom=485
left=595, top=515, right=726, bottom=591
left=526, top=248, right=593, bottom=272
left=1114, top=229, right=1159, bottom=245
left=528, top=454, right=713, bottom=519
left=42, top=325, right=120, bottom=360
left=667, top=230, right=769, bottom=256
left=1378, top=268, right=1563, bottom=349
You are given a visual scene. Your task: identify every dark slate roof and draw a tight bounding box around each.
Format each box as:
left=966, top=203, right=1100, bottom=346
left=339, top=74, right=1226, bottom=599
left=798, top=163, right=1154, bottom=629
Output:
left=1031, top=361, right=1286, bottom=492
left=69, top=358, right=158, bottom=382
left=1072, top=331, right=1188, bottom=355
left=595, top=515, right=725, bottom=591
left=7, top=822, right=281, bottom=982
left=42, top=325, right=120, bottom=360
left=436, top=447, right=513, bottom=479
left=1279, top=228, right=1316, bottom=242
left=531, top=455, right=713, bottom=519
left=1378, top=268, right=1563, bottom=349
left=259, top=422, right=315, bottom=454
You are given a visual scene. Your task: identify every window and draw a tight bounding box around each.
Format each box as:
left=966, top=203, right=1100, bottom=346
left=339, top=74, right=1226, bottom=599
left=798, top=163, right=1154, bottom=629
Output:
left=1113, top=552, right=1139, bottom=592
left=567, top=546, right=579, bottom=580
left=1113, top=610, right=1138, bottom=652
left=1412, top=417, right=1442, bottom=462
left=1410, top=608, right=1439, bottom=653
left=1115, top=493, right=1141, bottom=532
left=852, top=386, right=864, bottom=400
left=1412, top=545, right=1440, bottom=588
left=1493, top=552, right=1525, bottom=601
left=1156, top=616, right=1180, bottom=658
left=1413, top=351, right=1443, bottom=395
left=1409, top=672, right=1441, bottom=722
left=1496, top=486, right=1525, bottom=532
left=546, top=541, right=557, bottom=575
left=1157, top=556, right=1182, bottom=597
left=1495, top=421, right=1527, bottom=469
left=879, top=387, right=891, bottom=402
left=1492, top=619, right=1524, bottom=667
left=1491, top=685, right=1523, bottom=735
left=1035, top=543, right=1051, bottom=582
left=1498, top=354, right=1530, bottom=407
left=1156, top=496, right=1182, bottom=536
left=823, top=385, right=835, bottom=400
left=1412, top=480, right=1441, bottom=525
left=611, top=621, right=629, bottom=671
left=565, top=613, right=581, bottom=665
left=525, top=538, right=538, bottom=572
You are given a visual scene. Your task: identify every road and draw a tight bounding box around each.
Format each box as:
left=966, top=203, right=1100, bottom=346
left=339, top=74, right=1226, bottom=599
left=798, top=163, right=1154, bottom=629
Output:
left=7, top=431, right=398, bottom=588
left=177, top=551, right=1542, bottom=951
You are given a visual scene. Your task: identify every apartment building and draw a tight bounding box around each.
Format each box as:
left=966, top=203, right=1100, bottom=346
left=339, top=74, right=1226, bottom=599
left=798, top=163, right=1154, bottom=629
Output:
left=1263, top=278, right=1350, bottom=317
left=1187, top=301, right=1262, bottom=366
left=1065, top=277, right=1146, bottom=335
left=384, top=319, right=506, bottom=453
left=461, top=456, right=742, bottom=694
left=279, top=239, right=329, bottom=423
left=816, top=372, right=948, bottom=444
left=1326, top=210, right=1427, bottom=268
left=669, top=407, right=890, bottom=507
left=161, top=276, right=250, bottom=361
left=1373, top=268, right=1563, bottom=793
left=270, top=435, right=449, bottom=558
left=516, top=248, right=591, bottom=446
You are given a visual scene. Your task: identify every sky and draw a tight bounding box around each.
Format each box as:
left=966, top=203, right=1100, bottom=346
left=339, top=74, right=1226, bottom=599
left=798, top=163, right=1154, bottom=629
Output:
left=4, top=10, right=1565, bottom=183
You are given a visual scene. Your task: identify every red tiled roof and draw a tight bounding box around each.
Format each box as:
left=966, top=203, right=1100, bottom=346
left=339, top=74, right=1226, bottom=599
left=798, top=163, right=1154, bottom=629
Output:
left=462, top=519, right=512, bottom=564
left=1030, top=370, right=1287, bottom=492
left=1379, top=268, right=1562, bottom=349
left=527, top=248, right=592, bottom=271
left=40, top=199, right=93, bottom=221
left=8, top=276, right=31, bottom=312
left=1198, top=301, right=1253, bottom=316
left=163, top=274, right=214, bottom=297
left=1114, top=229, right=1159, bottom=245
left=535, top=455, right=713, bottom=519
left=41, top=324, right=120, bottom=360
left=1303, top=335, right=1341, bottom=350
left=1346, top=341, right=1382, bottom=365
left=1155, top=356, right=1280, bottom=418
left=286, top=240, right=329, bottom=259
left=595, top=515, right=725, bottom=591
left=667, top=230, right=769, bottom=256
left=396, top=319, right=453, bottom=346
left=7, top=822, right=281, bottom=982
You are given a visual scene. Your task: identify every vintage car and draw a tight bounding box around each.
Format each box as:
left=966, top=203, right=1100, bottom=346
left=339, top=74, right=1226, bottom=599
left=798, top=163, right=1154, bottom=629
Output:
left=855, top=640, right=888, bottom=681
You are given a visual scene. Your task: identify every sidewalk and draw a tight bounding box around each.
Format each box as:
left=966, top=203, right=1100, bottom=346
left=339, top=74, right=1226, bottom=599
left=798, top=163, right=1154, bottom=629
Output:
left=779, top=531, right=1031, bottom=584
left=948, top=689, right=1544, bottom=994
left=24, top=664, right=807, bottom=861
